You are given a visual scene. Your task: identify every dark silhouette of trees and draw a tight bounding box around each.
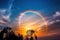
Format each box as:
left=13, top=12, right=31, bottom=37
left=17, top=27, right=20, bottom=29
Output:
left=35, top=34, right=38, bottom=40
left=0, top=27, right=24, bottom=40
left=0, top=27, right=38, bottom=40
left=25, top=36, right=29, bottom=40
left=30, top=36, right=33, bottom=40
left=18, top=34, right=23, bottom=40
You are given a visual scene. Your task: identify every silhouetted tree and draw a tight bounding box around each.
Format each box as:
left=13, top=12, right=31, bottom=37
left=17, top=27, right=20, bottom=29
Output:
left=35, top=35, right=37, bottom=40
left=18, top=34, right=23, bottom=40
left=0, top=31, right=4, bottom=40
left=30, top=36, right=33, bottom=40
left=25, top=36, right=29, bottom=40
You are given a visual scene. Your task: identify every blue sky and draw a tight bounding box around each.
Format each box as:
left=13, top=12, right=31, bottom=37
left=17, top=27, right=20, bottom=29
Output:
left=0, top=0, right=60, bottom=37
left=0, top=0, right=60, bottom=21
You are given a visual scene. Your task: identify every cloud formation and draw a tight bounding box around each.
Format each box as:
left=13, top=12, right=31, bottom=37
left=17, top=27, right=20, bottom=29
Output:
left=53, top=12, right=60, bottom=17
left=0, top=0, right=15, bottom=27
left=47, top=11, right=60, bottom=25
left=0, top=9, right=11, bottom=26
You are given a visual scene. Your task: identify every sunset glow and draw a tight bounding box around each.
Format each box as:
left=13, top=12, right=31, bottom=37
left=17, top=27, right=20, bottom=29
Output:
left=18, top=10, right=48, bottom=37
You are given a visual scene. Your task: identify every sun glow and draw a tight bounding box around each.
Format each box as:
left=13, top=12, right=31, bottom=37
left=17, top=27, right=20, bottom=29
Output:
left=17, top=10, right=48, bottom=37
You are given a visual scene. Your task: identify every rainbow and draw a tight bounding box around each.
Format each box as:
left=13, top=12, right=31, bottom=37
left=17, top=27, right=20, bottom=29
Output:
left=18, top=10, right=48, bottom=36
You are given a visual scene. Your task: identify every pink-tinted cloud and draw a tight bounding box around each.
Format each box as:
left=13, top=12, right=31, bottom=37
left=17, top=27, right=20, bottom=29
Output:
left=0, top=9, right=11, bottom=27
left=47, top=11, right=60, bottom=25
left=53, top=12, right=60, bottom=17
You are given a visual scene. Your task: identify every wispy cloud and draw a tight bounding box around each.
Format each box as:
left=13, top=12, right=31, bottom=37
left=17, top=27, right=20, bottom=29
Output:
left=53, top=12, right=60, bottom=17
left=0, top=9, right=10, bottom=25
left=47, top=11, right=60, bottom=25
left=0, top=0, right=15, bottom=27
left=0, top=9, right=6, bottom=14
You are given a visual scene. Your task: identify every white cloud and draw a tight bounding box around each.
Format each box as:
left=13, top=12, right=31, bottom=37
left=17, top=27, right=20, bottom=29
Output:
left=0, top=9, right=11, bottom=26
left=0, top=20, right=6, bottom=24
left=2, top=13, right=11, bottom=22
left=48, top=21, right=55, bottom=25
left=47, top=11, right=60, bottom=25
left=0, top=9, right=6, bottom=14
left=56, top=20, right=60, bottom=22
left=53, top=12, right=60, bottom=17
left=0, top=0, right=15, bottom=27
